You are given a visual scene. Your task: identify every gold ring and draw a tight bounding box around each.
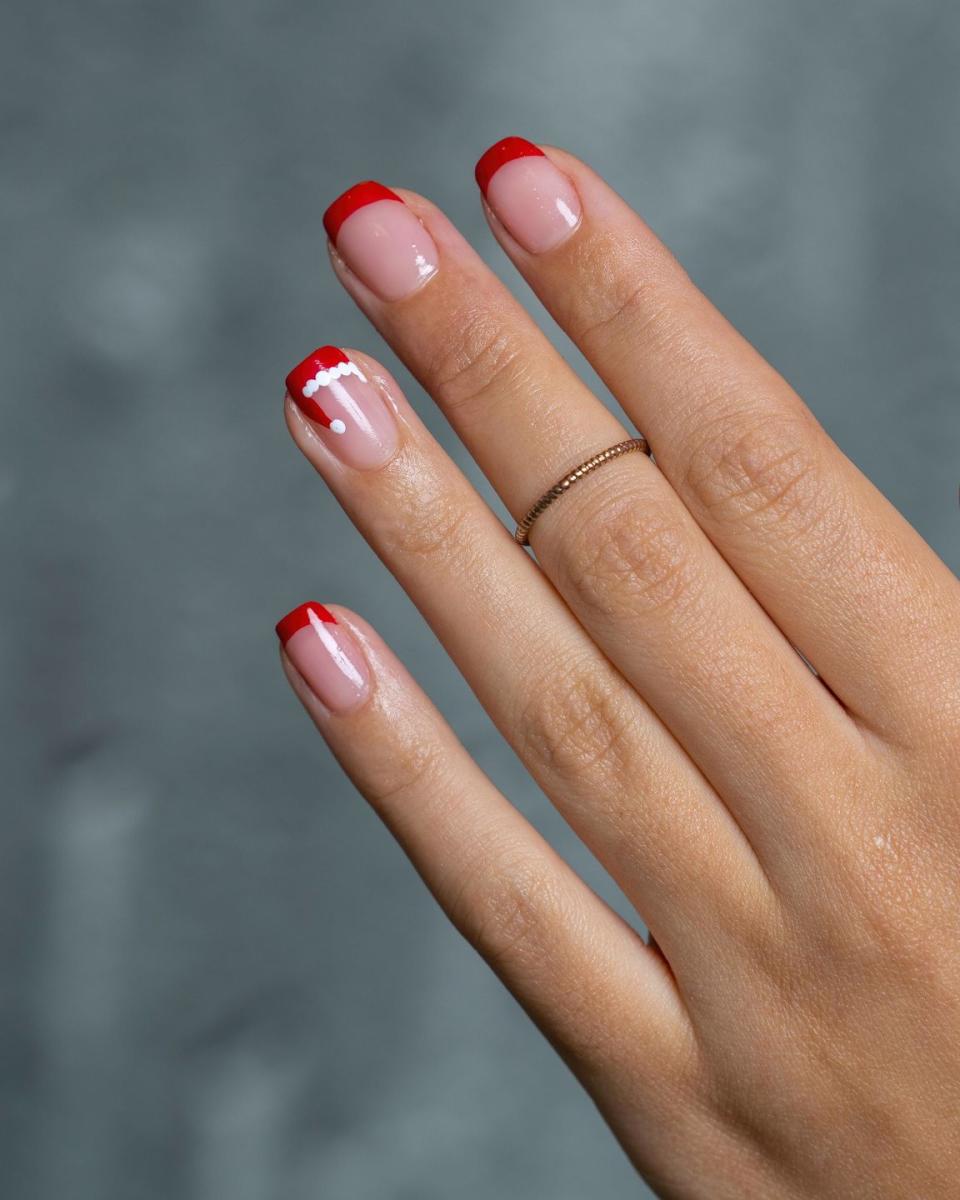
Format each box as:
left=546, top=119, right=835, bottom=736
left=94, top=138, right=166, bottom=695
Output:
left=514, top=436, right=651, bottom=546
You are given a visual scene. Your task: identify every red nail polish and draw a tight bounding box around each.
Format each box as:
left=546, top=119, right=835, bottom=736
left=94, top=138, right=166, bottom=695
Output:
left=284, top=345, right=399, bottom=470
left=285, top=346, right=367, bottom=431
left=276, top=601, right=369, bottom=711
left=474, top=137, right=545, bottom=198
left=323, top=180, right=403, bottom=244
left=275, top=601, right=336, bottom=646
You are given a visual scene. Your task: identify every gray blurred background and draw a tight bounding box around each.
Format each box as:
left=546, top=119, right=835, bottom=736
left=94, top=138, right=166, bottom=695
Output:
left=2, top=1, right=958, bottom=1197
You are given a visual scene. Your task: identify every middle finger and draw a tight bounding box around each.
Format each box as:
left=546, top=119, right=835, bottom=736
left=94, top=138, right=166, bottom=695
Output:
left=322, top=182, right=862, bottom=875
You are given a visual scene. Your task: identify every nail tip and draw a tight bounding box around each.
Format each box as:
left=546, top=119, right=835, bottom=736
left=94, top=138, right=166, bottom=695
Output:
left=474, top=136, right=544, bottom=195
left=276, top=601, right=336, bottom=646
left=285, top=345, right=350, bottom=407
left=322, top=180, right=403, bottom=243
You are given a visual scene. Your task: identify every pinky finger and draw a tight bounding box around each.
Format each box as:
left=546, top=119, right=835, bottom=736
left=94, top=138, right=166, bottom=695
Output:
left=275, top=600, right=694, bottom=1106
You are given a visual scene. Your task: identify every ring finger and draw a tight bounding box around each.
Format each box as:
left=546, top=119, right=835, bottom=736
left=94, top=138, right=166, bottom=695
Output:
left=474, top=140, right=960, bottom=749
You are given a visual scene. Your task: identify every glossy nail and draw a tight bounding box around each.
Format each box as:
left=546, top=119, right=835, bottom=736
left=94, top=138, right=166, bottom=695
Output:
left=276, top=602, right=370, bottom=713
left=323, top=180, right=438, bottom=302
left=475, top=137, right=581, bottom=254
left=286, top=346, right=398, bottom=470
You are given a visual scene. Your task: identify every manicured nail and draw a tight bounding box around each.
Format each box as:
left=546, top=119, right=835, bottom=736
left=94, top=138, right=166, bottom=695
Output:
left=475, top=137, right=581, bottom=254
left=285, top=346, right=398, bottom=470
left=276, top=602, right=370, bottom=713
left=323, top=180, right=438, bottom=302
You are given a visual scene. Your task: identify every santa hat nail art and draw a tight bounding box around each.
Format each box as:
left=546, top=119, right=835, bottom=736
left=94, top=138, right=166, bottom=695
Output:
left=285, top=346, right=367, bottom=433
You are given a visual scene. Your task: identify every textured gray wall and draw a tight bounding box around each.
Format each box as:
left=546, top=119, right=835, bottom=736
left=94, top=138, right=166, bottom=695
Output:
left=2, top=1, right=958, bottom=1197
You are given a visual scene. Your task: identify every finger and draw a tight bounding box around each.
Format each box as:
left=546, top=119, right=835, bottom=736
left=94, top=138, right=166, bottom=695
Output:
left=474, top=138, right=960, bottom=742
left=275, top=601, right=694, bottom=1101
left=281, top=347, right=772, bottom=972
left=319, top=183, right=860, bottom=872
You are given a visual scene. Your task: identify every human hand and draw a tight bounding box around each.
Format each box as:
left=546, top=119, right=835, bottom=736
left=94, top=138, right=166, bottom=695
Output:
left=275, top=139, right=960, bottom=1197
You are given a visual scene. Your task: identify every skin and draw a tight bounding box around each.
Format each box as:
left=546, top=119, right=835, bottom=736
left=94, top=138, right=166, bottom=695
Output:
left=279, top=146, right=960, bottom=1198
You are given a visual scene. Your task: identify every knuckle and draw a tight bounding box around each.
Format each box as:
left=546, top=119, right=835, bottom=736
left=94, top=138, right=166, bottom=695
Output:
left=683, top=409, right=828, bottom=535
left=361, top=737, right=451, bottom=814
left=425, top=305, right=527, bottom=414
left=376, top=484, right=477, bottom=567
left=565, top=237, right=686, bottom=349
left=556, top=482, right=704, bottom=623
left=449, top=848, right=564, bottom=973
left=515, top=654, right=635, bottom=787
left=576, top=275, right=680, bottom=348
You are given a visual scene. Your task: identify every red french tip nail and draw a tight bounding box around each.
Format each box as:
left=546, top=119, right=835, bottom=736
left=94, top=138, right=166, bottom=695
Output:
left=275, top=602, right=337, bottom=646
left=474, top=137, right=545, bottom=197
left=285, top=345, right=356, bottom=429
left=322, top=181, right=403, bottom=244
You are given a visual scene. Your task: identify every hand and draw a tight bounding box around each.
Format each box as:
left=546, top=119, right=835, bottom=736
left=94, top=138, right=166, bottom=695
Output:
left=274, top=140, right=960, bottom=1198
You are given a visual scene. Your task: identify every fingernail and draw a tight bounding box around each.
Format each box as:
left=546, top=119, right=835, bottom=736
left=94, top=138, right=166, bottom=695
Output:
left=323, top=180, right=438, bottom=302
left=276, top=602, right=370, bottom=713
left=475, top=137, right=581, bottom=254
left=286, top=346, right=399, bottom=470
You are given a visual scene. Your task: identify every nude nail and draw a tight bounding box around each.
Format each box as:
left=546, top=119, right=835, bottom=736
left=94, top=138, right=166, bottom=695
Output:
left=323, top=181, right=438, bottom=302
left=286, top=346, right=398, bottom=470
left=276, top=602, right=370, bottom=713
left=475, top=137, right=582, bottom=254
